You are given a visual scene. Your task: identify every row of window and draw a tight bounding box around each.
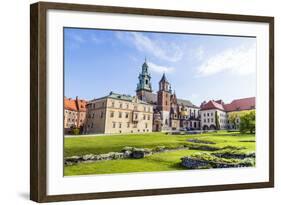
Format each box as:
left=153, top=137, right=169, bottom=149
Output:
left=110, top=102, right=151, bottom=111
left=203, top=118, right=214, bottom=123
left=67, top=118, right=83, bottom=123
left=87, top=122, right=149, bottom=129
left=203, top=118, right=231, bottom=124
left=88, top=112, right=104, bottom=119
left=65, top=110, right=76, bottom=115
left=112, top=122, right=149, bottom=129
left=88, top=101, right=152, bottom=112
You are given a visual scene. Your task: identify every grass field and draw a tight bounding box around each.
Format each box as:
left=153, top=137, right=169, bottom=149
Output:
left=64, top=131, right=255, bottom=176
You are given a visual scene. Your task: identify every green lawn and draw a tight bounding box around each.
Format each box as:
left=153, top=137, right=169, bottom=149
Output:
left=64, top=131, right=255, bottom=176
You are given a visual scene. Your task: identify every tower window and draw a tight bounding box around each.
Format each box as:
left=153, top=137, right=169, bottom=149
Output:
left=145, top=79, right=148, bottom=84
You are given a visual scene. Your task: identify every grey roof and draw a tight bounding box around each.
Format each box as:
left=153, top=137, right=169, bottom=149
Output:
left=142, top=92, right=157, bottom=104
left=160, top=73, right=168, bottom=83
left=177, top=99, right=198, bottom=108
left=90, top=92, right=150, bottom=105
left=141, top=92, right=198, bottom=108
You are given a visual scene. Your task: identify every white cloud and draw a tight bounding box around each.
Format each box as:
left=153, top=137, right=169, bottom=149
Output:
left=71, top=34, right=85, bottom=43
left=194, top=46, right=204, bottom=61
left=147, top=61, right=175, bottom=73
left=190, top=93, right=199, bottom=100
left=91, top=34, right=102, bottom=44
left=197, top=44, right=256, bottom=77
left=116, top=32, right=184, bottom=62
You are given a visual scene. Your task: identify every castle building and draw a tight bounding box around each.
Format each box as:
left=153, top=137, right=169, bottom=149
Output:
left=136, top=60, right=200, bottom=131
left=77, top=59, right=255, bottom=135
left=64, top=96, right=87, bottom=134
left=200, top=97, right=255, bottom=130
left=84, top=92, right=153, bottom=134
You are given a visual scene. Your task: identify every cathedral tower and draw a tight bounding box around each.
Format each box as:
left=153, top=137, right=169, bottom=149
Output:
left=157, top=73, right=172, bottom=130
left=157, top=73, right=171, bottom=112
left=136, top=59, right=152, bottom=101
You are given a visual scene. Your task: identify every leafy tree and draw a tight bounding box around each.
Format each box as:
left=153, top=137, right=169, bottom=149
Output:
left=72, top=128, right=80, bottom=135
left=215, top=111, right=220, bottom=130
left=228, top=112, right=239, bottom=129
left=239, top=111, right=255, bottom=134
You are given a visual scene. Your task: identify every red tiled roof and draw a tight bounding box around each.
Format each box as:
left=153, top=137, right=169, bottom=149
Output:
left=201, top=100, right=225, bottom=111
left=224, top=97, right=255, bottom=112
left=200, top=97, right=255, bottom=112
left=64, top=97, right=87, bottom=112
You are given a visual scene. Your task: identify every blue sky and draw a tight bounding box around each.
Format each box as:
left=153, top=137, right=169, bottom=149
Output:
left=64, top=28, right=256, bottom=106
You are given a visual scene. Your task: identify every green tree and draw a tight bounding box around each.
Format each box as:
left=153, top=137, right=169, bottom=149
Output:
left=239, top=110, right=255, bottom=134
left=72, top=128, right=80, bottom=135
left=215, top=111, right=220, bottom=130
left=228, top=112, right=239, bottom=129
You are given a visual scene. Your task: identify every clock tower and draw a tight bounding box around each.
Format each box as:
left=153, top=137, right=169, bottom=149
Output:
left=136, top=59, right=152, bottom=101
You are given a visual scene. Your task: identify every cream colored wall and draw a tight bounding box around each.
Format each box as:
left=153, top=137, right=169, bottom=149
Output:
left=77, top=111, right=86, bottom=127
left=200, top=109, right=227, bottom=129
left=104, top=98, right=153, bottom=134
left=85, top=98, right=107, bottom=134
left=85, top=97, right=153, bottom=134
left=64, top=109, right=78, bottom=128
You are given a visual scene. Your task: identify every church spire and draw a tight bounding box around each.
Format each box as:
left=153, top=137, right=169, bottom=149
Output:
left=136, top=59, right=152, bottom=93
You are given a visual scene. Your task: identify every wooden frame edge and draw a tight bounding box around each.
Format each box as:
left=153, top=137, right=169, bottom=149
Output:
left=30, top=1, right=274, bottom=202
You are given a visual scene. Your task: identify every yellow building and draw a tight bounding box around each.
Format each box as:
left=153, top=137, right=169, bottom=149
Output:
left=85, top=92, right=153, bottom=134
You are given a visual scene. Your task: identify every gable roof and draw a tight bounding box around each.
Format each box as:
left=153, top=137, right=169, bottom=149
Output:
left=64, top=97, right=87, bottom=112
left=200, top=97, right=256, bottom=112
left=91, top=92, right=151, bottom=105
left=224, top=97, right=255, bottom=112
left=201, top=100, right=225, bottom=111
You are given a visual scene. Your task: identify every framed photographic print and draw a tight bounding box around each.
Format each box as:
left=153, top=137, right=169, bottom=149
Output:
left=30, top=1, right=274, bottom=202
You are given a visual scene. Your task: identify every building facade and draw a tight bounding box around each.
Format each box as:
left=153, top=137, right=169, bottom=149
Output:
left=64, top=96, right=87, bottom=134
left=200, top=97, right=255, bottom=130
left=136, top=60, right=200, bottom=132
left=75, top=60, right=255, bottom=134
left=85, top=92, right=153, bottom=134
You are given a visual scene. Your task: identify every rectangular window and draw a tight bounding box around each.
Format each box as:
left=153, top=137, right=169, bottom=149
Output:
left=145, top=123, right=148, bottom=128
left=92, top=113, right=95, bottom=118
left=112, top=122, right=116, bottom=128
left=148, top=115, right=150, bottom=120
left=125, top=112, right=129, bottom=118
left=119, top=103, right=122, bottom=108
left=119, top=112, right=122, bottom=118
left=143, top=114, right=146, bottom=120
left=127, top=122, right=130, bottom=128
left=110, top=112, right=114, bottom=118
left=100, top=112, right=103, bottom=118
left=119, top=123, right=122, bottom=128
